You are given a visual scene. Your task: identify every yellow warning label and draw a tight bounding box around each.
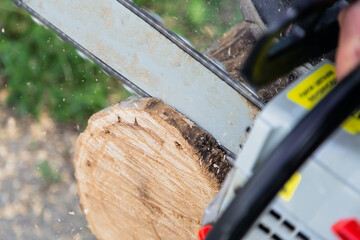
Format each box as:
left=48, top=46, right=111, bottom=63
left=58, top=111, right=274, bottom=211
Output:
left=278, top=173, right=302, bottom=202
left=287, top=63, right=360, bottom=134
left=342, top=110, right=360, bottom=134
left=287, top=64, right=336, bottom=109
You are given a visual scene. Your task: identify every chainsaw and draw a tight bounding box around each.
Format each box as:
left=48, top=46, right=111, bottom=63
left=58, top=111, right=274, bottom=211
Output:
left=13, top=0, right=360, bottom=239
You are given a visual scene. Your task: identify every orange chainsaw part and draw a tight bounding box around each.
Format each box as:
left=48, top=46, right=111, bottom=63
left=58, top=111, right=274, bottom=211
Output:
left=332, top=218, right=360, bottom=240
left=198, top=225, right=213, bottom=240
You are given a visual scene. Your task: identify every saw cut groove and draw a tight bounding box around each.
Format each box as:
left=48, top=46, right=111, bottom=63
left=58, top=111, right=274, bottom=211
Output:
left=74, top=97, right=230, bottom=240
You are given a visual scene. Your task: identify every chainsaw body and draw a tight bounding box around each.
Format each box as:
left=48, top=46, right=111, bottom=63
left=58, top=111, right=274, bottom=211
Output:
left=203, top=61, right=360, bottom=239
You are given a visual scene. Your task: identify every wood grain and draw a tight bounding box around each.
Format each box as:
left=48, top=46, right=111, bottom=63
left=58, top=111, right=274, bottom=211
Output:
left=74, top=97, right=231, bottom=240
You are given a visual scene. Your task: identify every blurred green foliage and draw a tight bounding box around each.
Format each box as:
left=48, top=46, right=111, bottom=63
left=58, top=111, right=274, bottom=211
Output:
left=0, top=0, right=242, bottom=126
left=134, top=0, right=243, bottom=51
left=0, top=0, right=131, bottom=126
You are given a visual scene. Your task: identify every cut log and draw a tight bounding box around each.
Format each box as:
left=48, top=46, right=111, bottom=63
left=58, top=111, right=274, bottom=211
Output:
left=74, top=97, right=231, bottom=240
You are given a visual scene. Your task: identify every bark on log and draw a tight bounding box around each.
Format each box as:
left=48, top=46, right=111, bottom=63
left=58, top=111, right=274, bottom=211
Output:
left=74, top=97, right=231, bottom=240
left=207, top=20, right=298, bottom=103
left=206, top=21, right=258, bottom=83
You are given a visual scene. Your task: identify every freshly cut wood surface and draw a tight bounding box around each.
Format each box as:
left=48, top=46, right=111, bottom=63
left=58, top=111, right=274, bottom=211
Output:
left=74, top=97, right=230, bottom=240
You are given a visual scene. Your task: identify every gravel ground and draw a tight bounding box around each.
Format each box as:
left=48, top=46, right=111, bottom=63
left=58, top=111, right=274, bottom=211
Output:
left=0, top=104, right=96, bottom=240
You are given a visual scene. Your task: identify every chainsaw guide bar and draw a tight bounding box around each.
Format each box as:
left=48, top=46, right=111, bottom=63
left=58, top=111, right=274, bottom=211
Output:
left=14, top=0, right=264, bottom=156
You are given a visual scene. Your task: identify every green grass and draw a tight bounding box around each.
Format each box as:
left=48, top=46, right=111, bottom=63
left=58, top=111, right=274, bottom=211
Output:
left=35, top=160, right=61, bottom=184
